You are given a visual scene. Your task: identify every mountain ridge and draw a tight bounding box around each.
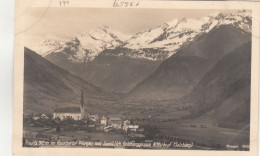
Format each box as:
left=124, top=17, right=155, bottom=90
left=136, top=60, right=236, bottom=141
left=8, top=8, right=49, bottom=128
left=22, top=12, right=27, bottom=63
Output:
left=32, top=10, right=251, bottom=63
left=128, top=24, right=251, bottom=100
left=183, top=42, right=251, bottom=128
left=32, top=26, right=127, bottom=63
left=29, top=10, right=252, bottom=95
left=23, top=47, right=116, bottom=114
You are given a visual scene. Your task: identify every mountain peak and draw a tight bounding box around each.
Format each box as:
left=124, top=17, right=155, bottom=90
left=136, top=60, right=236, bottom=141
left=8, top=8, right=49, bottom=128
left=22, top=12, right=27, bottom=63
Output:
left=90, top=25, right=111, bottom=35
left=123, top=10, right=252, bottom=56
left=77, top=26, right=123, bottom=54
left=32, top=39, right=66, bottom=56
left=32, top=10, right=251, bottom=63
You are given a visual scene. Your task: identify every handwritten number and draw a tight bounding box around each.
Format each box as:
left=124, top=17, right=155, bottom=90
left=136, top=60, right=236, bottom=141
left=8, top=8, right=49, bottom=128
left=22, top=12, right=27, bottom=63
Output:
left=59, top=1, right=69, bottom=7
left=113, top=0, right=118, bottom=7
left=113, top=0, right=140, bottom=7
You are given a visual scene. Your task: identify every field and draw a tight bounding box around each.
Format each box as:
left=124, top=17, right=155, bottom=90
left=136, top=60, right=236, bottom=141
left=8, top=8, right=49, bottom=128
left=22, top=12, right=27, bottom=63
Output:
left=24, top=127, right=126, bottom=142
left=23, top=98, right=249, bottom=149
left=91, top=99, right=249, bottom=147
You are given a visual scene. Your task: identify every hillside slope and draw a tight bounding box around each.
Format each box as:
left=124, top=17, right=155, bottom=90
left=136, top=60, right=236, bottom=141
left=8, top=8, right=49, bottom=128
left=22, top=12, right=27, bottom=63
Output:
left=23, top=47, right=115, bottom=114
left=83, top=48, right=162, bottom=93
left=184, top=42, right=251, bottom=128
left=128, top=25, right=251, bottom=100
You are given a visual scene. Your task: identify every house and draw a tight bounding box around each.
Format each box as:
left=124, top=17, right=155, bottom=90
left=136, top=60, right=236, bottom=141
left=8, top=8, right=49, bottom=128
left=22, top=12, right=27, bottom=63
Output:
left=53, top=90, right=87, bottom=121
left=32, top=116, right=40, bottom=120
left=89, top=115, right=100, bottom=122
left=100, top=116, right=107, bottom=126
left=104, top=125, right=113, bottom=132
left=123, top=120, right=130, bottom=125
left=137, top=128, right=144, bottom=133
left=53, top=107, right=82, bottom=120
left=122, top=119, right=139, bottom=132
left=40, top=114, right=49, bottom=120
left=109, top=117, right=122, bottom=129
left=123, top=124, right=139, bottom=132
left=32, top=114, right=48, bottom=120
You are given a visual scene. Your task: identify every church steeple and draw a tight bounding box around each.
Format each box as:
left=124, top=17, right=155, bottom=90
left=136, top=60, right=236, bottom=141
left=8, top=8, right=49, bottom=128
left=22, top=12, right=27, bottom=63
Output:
left=80, top=89, right=86, bottom=120
left=80, top=90, right=84, bottom=107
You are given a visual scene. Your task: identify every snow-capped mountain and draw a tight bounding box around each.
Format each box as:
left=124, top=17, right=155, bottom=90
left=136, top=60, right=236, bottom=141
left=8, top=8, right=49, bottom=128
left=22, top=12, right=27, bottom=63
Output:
left=32, top=39, right=66, bottom=57
left=121, top=10, right=251, bottom=60
left=29, top=10, right=252, bottom=95
left=76, top=26, right=124, bottom=60
left=32, top=26, right=127, bottom=63
left=32, top=10, right=251, bottom=63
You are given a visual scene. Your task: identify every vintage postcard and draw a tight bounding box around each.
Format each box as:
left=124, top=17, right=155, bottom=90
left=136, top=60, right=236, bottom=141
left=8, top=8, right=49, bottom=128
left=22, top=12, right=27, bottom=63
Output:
left=13, top=0, right=260, bottom=156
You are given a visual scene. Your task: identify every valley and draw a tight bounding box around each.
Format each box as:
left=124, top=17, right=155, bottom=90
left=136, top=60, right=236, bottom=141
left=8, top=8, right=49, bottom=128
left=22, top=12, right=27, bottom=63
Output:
left=23, top=10, right=252, bottom=150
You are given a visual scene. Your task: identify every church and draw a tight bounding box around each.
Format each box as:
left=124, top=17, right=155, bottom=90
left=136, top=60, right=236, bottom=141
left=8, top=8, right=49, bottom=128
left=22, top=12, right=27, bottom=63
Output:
left=53, top=90, right=87, bottom=121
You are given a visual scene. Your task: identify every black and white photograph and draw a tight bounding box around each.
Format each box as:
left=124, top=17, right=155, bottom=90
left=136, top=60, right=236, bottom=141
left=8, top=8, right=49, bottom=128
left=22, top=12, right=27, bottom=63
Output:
left=14, top=2, right=258, bottom=153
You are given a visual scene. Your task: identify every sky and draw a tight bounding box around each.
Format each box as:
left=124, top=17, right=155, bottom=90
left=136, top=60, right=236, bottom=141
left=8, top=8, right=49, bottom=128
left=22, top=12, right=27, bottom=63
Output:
left=23, top=8, right=238, bottom=48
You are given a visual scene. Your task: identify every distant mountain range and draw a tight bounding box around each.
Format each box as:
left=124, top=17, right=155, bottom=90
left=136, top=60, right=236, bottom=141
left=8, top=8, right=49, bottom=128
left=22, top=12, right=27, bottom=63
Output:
left=122, top=10, right=251, bottom=58
left=32, top=10, right=251, bottom=62
left=32, top=26, right=127, bottom=62
left=28, top=10, right=252, bottom=96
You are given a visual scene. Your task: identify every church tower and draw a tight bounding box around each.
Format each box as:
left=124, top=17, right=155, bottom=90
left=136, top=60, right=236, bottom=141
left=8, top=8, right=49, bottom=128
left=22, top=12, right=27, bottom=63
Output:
left=80, top=90, right=86, bottom=120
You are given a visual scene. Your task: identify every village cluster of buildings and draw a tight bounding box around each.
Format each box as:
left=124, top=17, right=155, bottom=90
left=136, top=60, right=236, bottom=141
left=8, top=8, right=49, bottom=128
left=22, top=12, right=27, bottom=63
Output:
left=101, top=117, right=141, bottom=133
left=52, top=91, right=142, bottom=133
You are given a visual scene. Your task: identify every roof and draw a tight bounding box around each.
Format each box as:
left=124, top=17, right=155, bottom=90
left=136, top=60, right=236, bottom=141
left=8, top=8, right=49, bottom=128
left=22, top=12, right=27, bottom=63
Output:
left=128, top=125, right=139, bottom=128
left=54, top=107, right=81, bottom=113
